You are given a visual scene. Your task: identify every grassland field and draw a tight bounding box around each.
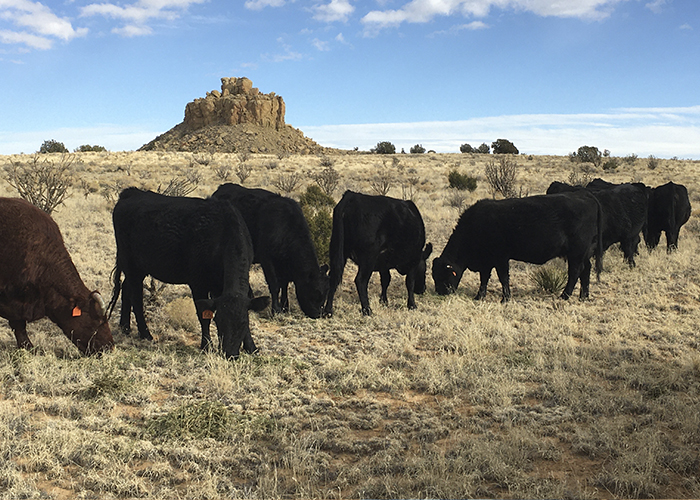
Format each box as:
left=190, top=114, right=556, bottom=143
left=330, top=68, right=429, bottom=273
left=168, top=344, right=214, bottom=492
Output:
left=0, top=151, right=699, bottom=499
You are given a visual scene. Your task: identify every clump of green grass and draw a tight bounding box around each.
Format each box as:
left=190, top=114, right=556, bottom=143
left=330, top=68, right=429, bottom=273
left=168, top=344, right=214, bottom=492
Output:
left=147, top=401, right=234, bottom=441
left=530, top=264, right=567, bottom=295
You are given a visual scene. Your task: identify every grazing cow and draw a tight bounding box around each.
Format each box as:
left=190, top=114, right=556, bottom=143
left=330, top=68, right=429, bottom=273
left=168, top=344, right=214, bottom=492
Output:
left=546, top=180, right=648, bottom=267
left=109, top=188, right=269, bottom=359
left=0, top=198, right=113, bottom=355
left=644, top=182, right=691, bottom=251
left=432, top=191, right=603, bottom=301
left=323, top=191, right=432, bottom=316
left=212, top=184, right=329, bottom=318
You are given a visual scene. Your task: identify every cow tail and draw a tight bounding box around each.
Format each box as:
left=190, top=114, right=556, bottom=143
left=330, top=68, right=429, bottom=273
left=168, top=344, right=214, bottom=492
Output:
left=594, top=198, right=604, bottom=281
left=106, top=264, right=122, bottom=320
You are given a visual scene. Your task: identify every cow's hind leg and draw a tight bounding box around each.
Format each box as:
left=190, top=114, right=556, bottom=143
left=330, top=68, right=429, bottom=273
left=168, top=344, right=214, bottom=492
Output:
left=323, top=258, right=347, bottom=318
left=9, top=320, right=32, bottom=350
left=354, top=266, right=374, bottom=316
left=578, top=259, right=592, bottom=300
left=495, top=262, right=511, bottom=303
left=379, top=269, right=391, bottom=306
left=125, top=276, right=153, bottom=341
left=280, top=282, right=290, bottom=313
left=261, top=262, right=282, bottom=315
left=118, top=276, right=134, bottom=335
left=561, top=258, right=584, bottom=300
left=405, top=269, right=417, bottom=310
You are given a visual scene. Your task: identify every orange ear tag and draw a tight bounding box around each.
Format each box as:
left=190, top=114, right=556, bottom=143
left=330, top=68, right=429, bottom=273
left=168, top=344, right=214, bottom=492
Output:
left=72, top=306, right=82, bottom=317
left=202, top=310, right=214, bottom=320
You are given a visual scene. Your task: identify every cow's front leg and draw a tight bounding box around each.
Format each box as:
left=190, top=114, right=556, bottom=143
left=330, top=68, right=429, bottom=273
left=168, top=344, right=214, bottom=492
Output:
left=578, top=259, right=592, bottom=300
left=126, top=277, right=152, bottom=340
left=475, top=269, right=491, bottom=300
left=405, top=269, right=417, bottom=310
left=10, top=320, right=32, bottom=350
left=562, top=258, right=584, bottom=300
left=280, top=282, right=290, bottom=313
left=261, top=262, right=282, bottom=315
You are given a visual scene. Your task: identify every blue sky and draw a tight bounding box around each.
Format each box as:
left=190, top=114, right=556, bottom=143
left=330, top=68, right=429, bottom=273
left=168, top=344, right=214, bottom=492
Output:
left=1, top=0, right=699, bottom=157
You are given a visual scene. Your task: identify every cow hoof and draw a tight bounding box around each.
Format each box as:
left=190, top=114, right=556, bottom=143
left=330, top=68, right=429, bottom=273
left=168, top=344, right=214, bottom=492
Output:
left=139, top=332, right=154, bottom=342
left=118, top=325, right=131, bottom=336
left=361, top=307, right=372, bottom=316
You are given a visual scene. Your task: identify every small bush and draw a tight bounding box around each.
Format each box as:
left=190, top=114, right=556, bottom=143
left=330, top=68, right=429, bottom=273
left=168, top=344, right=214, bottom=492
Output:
left=491, top=139, right=519, bottom=155
left=530, top=264, right=567, bottom=295
left=213, top=164, right=233, bottom=181
left=647, top=155, right=659, bottom=170
left=5, top=154, right=74, bottom=214
left=476, top=143, right=490, bottom=154
left=447, top=170, right=477, bottom=191
left=624, top=153, right=638, bottom=164
left=410, top=144, right=426, bottom=154
left=370, top=169, right=393, bottom=196
left=602, top=158, right=620, bottom=171
left=572, top=146, right=602, bottom=167
left=460, top=144, right=473, bottom=153
left=74, top=144, right=107, bottom=153
left=147, top=401, right=233, bottom=442
left=157, top=171, right=200, bottom=197
left=372, top=141, right=396, bottom=154
left=485, top=156, right=518, bottom=198
left=272, top=172, right=301, bottom=195
left=39, top=139, right=68, bottom=154
left=299, top=185, right=335, bottom=265
left=235, top=163, right=252, bottom=183
left=311, top=165, right=341, bottom=197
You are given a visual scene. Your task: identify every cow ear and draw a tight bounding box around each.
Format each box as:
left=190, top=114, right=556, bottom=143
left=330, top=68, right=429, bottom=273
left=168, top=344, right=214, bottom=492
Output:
left=319, top=264, right=329, bottom=276
left=249, top=296, right=270, bottom=312
left=422, top=243, right=433, bottom=259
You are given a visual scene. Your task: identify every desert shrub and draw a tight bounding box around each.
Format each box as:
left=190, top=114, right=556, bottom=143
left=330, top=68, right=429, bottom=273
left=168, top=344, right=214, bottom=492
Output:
left=410, top=144, right=426, bottom=154
left=4, top=154, right=74, bottom=214
left=157, top=171, right=200, bottom=197
left=568, top=165, right=593, bottom=187
left=192, top=153, right=212, bottom=167
left=647, top=155, right=660, bottom=170
left=39, top=139, right=68, bottom=154
left=319, top=155, right=334, bottom=167
left=485, top=156, right=518, bottom=198
left=447, top=170, right=477, bottom=191
left=400, top=174, right=420, bottom=201
left=446, top=189, right=468, bottom=211
left=235, top=163, right=252, bottom=183
left=272, top=172, right=301, bottom=195
left=299, top=185, right=334, bottom=265
left=460, top=143, right=473, bottom=153
left=370, top=169, right=394, bottom=196
left=602, top=158, right=620, bottom=171
left=530, top=264, right=567, bottom=295
left=491, top=139, right=519, bottom=155
left=624, top=153, right=638, bottom=164
left=74, top=144, right=107, bottom=153
left=572, top=146, right=602, bottom=167
left=372, top=141, right=396, bottom=155
left=311, top=165, right=341, bottom=197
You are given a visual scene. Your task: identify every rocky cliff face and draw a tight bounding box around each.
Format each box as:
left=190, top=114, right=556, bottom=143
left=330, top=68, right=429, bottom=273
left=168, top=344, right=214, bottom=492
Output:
left=183, top=77, right=286, bottom=131
left=140, top=77, right=328, bottom=154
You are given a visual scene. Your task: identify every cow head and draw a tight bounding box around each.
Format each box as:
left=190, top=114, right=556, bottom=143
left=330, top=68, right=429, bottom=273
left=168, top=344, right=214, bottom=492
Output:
left=295, top=264, right=330, bottom=319
left=412, top=243, right=433, bottom=294
left=432, top=257, right=463, bottom=295
left=196, top=293, right=270, bottom=359
left=66, top=291, right=114, bottom=355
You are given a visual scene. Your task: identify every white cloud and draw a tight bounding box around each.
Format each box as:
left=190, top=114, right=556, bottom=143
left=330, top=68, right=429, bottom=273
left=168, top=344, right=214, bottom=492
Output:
left=80, top=0, right=206, bottom=36
left=300, top=106, right=700, bottom=159
left=430, top=20, right=488, bottom=36
left=645, top=0, right=668, bottom=14
left=362, top=0, right=624, bottom=32
left=244, top=0, right=286, bottom=10
left=680, top=23, right=692, bottom=30
left=0, top=0, right=87, bottom=49
left=311, top=37, right=330, bottom=50
left=313, top=0, right=354, bottom=22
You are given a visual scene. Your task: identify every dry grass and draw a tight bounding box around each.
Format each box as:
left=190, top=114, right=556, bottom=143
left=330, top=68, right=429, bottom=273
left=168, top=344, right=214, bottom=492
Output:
left=1, top=151, right=699, bottom=499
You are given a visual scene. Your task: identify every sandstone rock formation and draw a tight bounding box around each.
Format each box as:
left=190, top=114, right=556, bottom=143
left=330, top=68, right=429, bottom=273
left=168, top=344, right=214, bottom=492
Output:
left=140, top=77, right=329, bottom=154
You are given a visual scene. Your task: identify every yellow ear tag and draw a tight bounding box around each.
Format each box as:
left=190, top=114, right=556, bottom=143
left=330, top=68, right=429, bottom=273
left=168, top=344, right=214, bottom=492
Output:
left=202, top=310, right=214, bottom=320
left=72, top=306, right=82, bottom=317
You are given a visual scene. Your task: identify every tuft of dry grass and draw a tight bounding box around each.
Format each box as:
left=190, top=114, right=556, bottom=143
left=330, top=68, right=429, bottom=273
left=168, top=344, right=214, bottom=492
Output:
left=0, top=151, right=699, bottom=499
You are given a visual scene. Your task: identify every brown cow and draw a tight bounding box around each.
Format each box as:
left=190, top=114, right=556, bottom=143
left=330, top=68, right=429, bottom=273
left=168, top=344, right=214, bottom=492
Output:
left=0, top=198, right=114, bottom=355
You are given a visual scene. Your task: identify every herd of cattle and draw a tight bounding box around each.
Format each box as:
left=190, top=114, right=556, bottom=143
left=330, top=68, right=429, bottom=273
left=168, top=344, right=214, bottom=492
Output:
left=0, top=177, right=691, bottom=359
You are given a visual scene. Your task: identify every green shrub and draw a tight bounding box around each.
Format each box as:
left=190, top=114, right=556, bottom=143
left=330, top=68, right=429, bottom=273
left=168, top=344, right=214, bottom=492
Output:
left=530, top=264, right=567, bottom=295
left=572, top=146, right=602, bottom=166
left=39, top=139, right=68, bottom=154
left=299, top=185, right=335, bottom=265
left=372, top=141, right=396, bottom=154
left=147, top=401, right=233, bottom=441
left=602, top=158, right=620, bottom=171
left=647, top=155, right=659, bottom=170
left=410, top=144, right=426, bottom=154
left=491, top=139, right=519, bottom=155
left=460, top=143, right=473, bottom=153
left=74, top=144, right=107, bottom=152
left=447, top=170, right=477, bottom=191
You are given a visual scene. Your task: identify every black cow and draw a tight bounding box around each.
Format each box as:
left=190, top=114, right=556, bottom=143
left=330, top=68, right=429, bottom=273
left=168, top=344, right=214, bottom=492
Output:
left=433, top=191, right=603, bottom=301
left=212, top=183, right=328, bottom=318
left=0, top=198, right=114, bottom=355
left=109, top=188, right=269, bottom=359
left=644, top=181, right=691, bottom=251
left=323, top=191, right=432, bottom=316
left=546, top=179, right=648, bottom=267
